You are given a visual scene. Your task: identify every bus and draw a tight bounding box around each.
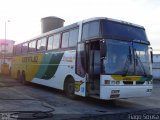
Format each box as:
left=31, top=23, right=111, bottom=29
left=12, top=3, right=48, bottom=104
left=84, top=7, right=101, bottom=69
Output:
left=11, top=17, right=153, bottom=100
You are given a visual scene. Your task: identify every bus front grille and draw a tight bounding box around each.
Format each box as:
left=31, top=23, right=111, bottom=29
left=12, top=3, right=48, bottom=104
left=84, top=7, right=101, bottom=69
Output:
left=123, top=81, right=145, bottom=85
left=136, top=81, right=145, bottom=84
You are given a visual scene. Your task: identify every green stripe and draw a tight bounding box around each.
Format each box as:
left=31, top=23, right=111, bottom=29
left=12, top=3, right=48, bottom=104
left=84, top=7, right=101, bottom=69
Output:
left=35, top=53, right=52, bottom=78
left=36, top=52, right=64, bottom=80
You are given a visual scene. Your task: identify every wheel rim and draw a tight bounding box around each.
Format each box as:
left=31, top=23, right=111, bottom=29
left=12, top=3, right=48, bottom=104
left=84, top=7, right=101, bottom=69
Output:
left=67, top=82, right=74, bottom=94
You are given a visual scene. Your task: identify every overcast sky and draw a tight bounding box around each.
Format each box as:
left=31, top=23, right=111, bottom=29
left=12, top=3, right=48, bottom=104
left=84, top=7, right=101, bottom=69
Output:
left=0, top=0, right=159, bottom=49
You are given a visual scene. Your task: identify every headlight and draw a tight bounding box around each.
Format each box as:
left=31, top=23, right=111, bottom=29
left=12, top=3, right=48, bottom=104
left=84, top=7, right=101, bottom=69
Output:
left=104, top=80, right=120, bottom=85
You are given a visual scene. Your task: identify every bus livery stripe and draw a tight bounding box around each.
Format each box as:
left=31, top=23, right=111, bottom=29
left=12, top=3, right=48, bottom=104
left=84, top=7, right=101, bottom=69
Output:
left=35, top=52, right=64, bottom=80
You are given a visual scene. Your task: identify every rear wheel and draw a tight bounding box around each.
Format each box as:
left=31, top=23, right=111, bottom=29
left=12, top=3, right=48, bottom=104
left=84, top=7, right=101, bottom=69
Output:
left=64, top=77, right=76, bottom=99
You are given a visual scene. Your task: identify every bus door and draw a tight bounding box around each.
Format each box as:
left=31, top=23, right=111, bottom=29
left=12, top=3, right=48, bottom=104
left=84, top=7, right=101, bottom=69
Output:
left=75, top=43, right=86, bottom=96
left=86, top=41, right=100, bottom=96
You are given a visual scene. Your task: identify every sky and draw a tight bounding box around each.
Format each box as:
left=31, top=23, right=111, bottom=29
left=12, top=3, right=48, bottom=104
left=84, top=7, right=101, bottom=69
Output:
left=0, top=0, right=159, bottom=50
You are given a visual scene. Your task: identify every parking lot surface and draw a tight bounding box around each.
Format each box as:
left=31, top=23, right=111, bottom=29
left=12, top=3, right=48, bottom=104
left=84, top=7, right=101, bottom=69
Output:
left=0, top=76, right=159, bottom=120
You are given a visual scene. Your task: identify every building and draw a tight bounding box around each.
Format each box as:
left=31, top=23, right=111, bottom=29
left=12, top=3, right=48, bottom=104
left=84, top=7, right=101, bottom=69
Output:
left=152, top=54, right=160, bottom=80
left=0, top=39, right=15, bottom=73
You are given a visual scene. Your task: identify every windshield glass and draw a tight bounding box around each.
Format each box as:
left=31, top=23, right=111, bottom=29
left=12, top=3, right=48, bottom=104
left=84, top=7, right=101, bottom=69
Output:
left=103, top=39, right=134, bottom=75
left=102, top=20, right=148, bottom=41
left=133, top=43, right=150, bottom=75
left=103, top=39, right=151, bottom=76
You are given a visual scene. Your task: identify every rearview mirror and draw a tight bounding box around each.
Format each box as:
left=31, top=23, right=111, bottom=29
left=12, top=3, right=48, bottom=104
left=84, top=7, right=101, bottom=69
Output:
left=149, top=47, right=153, bottom=63
left=100, top=40, right=106, bottom=58
left=150, top=51, right=153, bottom=63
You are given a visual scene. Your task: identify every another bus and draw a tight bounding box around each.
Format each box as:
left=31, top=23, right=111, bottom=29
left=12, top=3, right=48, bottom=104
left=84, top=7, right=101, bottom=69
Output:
left=11, top=17, right=153, bottom=100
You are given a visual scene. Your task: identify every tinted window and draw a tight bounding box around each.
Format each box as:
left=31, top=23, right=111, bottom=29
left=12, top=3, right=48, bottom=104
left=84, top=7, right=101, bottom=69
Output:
left=76, top=43, right=86, bottom=77
left=82, top=21, right=100, bottom=40
left=69, top=28, right=79, bottom=47
left=29, top=40, right=36, bottom=52
left=22, top=43, right=28, bottom=53
left=48, top=36, right=53, bottom=50
left=61, top=32, right=69, bottom=48
left=53, top=34, right=60, bottom=49
left=102, top=20, right=148, bottom=41
left=37, top=38, right=47, bottom=51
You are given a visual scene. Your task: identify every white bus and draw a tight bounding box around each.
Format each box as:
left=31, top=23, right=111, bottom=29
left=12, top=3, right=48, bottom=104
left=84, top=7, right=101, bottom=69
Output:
left=12, top=17, right=153, bottom=100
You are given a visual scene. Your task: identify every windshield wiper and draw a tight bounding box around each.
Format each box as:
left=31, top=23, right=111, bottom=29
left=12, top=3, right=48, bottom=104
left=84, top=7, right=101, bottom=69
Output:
left=122, top=46, right=132, bottom=76
left=134, top=48, right=147, bottom=76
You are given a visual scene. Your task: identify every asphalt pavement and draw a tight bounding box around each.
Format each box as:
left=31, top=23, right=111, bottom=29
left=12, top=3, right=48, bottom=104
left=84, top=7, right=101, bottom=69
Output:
left=0, top=76, right=159, bottom=120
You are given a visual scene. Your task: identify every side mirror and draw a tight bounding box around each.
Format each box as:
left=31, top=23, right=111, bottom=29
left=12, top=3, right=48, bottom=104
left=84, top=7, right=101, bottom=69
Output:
left=100, top=40, right=106, bottom=58
left=150, top=51, right=153, bottom=63
left=149, top=47, right=153, bottom=64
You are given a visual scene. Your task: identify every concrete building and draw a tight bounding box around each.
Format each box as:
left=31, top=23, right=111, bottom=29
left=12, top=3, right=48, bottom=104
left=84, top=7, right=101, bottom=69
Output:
left=152, top=54, right=160, bottom=80
left=0, top=39, right=15, bottom=73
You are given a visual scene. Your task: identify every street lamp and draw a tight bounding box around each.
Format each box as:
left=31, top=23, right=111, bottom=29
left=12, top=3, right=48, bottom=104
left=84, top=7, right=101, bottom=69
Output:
left=4, top=20, right=10, bottom=63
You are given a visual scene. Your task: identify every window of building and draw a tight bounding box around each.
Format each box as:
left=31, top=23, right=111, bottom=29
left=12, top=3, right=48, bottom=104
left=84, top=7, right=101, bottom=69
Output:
left=61, top=32, right=69, bottom=48
left=37, top=38, right=47, bottom=51
left=15, top=44, right=22, bottom=55
left=29, top=40, right=36, bottom=52
left=22, top=43, right=28, bottom=53
left=69, top=28, right=79, bottom=47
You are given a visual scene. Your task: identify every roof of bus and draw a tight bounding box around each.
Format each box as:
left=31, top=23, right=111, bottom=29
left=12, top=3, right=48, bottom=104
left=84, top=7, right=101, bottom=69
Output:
left=82, top=17, right=144, bottom=28
left=17, top=17, right=144, bottom=45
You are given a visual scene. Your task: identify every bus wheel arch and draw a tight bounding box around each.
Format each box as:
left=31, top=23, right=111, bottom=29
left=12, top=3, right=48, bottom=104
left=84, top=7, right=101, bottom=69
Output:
left=64, top=75, right=76, bottom=99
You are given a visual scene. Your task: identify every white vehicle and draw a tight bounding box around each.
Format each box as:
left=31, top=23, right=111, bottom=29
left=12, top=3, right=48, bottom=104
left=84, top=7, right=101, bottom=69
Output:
left=12, top=17, right=153, bottom=100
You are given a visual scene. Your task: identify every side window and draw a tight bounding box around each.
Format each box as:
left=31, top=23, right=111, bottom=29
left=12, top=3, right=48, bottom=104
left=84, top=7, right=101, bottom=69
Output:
left=61, top=32, right=69, bottom=48
left=37, top=38, right=47, bottom=51
left=76, top=43, right=86, bottom=77
left=48, top=36, right=54, bottom=50
left=15, top=44, right=22, bottom=55
left=53, top=33, right=60, bottom=49
left=82, top=21, right=100, bottom=40
left=69, top=28, right=79, bottom=47
left=22, top=43, right=28, bottom=53
left=29, top=40, right=36, bottom=52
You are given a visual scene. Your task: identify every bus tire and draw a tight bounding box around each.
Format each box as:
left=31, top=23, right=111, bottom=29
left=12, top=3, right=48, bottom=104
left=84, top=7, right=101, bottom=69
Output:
left=21, top=70, right=27, bottom=85
left=64, top=77, right=76, bottom=99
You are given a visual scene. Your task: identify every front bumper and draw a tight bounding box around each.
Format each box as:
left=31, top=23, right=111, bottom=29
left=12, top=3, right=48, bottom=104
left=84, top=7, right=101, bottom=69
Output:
left=100, top=85, right=153, bottom=100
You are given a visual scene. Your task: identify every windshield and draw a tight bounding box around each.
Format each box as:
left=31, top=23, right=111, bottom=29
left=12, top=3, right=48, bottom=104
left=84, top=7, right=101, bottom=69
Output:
left=133, top=43, right=150, bottom=75
left=103, top=39, right=151, bottom=76
left=102, top=20, right=148, bottom=41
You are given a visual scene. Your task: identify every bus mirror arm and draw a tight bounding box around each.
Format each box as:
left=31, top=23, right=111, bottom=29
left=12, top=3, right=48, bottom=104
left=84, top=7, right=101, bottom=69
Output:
left=150, top=51, right=153, bottom=64
left=100, top=40, right=106, bottom=58
left=149, top=47, right=153, bottom=64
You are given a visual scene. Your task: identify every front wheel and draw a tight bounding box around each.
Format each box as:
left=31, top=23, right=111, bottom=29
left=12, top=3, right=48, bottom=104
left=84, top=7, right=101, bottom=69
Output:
left=64, top=77, right=76, bottom=99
